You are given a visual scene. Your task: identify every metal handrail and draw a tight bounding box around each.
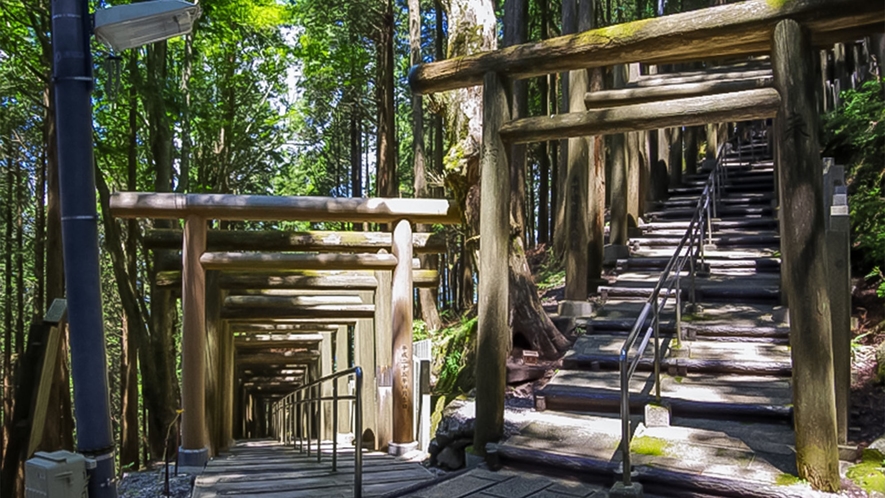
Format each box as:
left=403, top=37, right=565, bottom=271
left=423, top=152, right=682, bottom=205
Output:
left=617, top=143, right=729, bottom=487
left=270, top=366, right=364, bottom=498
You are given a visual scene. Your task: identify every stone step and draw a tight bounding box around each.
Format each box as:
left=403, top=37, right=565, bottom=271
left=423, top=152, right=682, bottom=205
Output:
left=537, top=370, right=793, bottom=420
left=644, top=205, right=774, bottom=220
left=630, top=233, right=779, bottom=247
left=618, top=257, right=780, bottom=272
left=655, top=194, right=774, bottom=209
left=563, top=334, right=791, bottom=375
left=599, top=283, right=780, bottom=304
left=668, top=182, right=774, bottom=196
left=582, top=321, right=790, bottom=343
left=643, top=218, right=778, bottom=231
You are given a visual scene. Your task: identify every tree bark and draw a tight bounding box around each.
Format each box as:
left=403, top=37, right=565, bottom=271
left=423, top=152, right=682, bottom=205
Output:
left=772, top=18, right=840, bottom=492
left=610, top=64, right=629, bottom=246
left=145, top=40, right=182, bottom=461
left=505, top=0, right=529, bottom=244
left=410, top=0, right=442, bottom=332
left=376, top=0, right=397, bottom=199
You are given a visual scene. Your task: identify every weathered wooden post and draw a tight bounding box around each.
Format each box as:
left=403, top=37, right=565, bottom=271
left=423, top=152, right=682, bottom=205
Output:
left=627, top=64, right=642, bottom=222
left=475, top=70, right=511, bottom=455
left=204, top=269, right=221, bottom=455
left=823, top=159, right=851, bottom=444
left=222, top=320, right=234, bottom=450
left=390, top=220, right=416, bottom=454
left=772, top=18, right=840, bottom=492
left=375, top=263, right=393, bottom=450
left=609, top=64, right=629, bottom=250
left=560, top=0, right=597, bottom=316
left=180, top=214, right=209, bottom=467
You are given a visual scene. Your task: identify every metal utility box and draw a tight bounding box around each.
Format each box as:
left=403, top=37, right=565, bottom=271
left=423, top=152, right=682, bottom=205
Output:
left=25, top=450, right=89, bottom=498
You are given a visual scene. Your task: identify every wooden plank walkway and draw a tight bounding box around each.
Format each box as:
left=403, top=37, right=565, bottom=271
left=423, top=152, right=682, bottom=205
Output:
left=193, top=440, right=435, bottom=497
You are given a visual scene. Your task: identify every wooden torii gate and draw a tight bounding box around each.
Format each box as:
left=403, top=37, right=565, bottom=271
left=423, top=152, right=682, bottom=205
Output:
left=110, top=193, right=460, bottom=465
left=409, top=0, right=883, bottom=492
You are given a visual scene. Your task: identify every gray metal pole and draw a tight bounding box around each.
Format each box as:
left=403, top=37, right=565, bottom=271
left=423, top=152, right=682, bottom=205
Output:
left=50, top=0, right=118, bottom=496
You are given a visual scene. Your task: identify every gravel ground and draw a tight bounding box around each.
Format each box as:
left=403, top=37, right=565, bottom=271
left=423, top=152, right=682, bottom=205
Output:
left=118, top=467, right=195, bottom=498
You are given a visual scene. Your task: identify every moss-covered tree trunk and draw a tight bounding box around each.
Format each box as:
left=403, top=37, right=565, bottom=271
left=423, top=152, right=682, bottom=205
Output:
left=440, top=0, right=570, bottom=361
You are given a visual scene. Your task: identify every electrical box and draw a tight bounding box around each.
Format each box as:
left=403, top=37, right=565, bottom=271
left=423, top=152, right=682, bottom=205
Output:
left=25, top=451, right=89, bottom=498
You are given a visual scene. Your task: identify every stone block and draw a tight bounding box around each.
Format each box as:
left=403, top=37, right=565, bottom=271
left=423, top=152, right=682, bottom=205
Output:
left=558, top=300, right=593, bottom=318
left=178, top=447, right=208, bottom=468
left=604, top=244, right=631, bottom=267
left=610, top=481, right=644, bottom=498
left=772, top=306, right=790, bottom=325
left=388, top=441, right=418, bottom=457
left=644, top=403, right=671, bottom=428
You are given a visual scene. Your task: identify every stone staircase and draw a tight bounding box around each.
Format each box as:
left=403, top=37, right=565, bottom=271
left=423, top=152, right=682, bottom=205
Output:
left=495, top=141, right=821, bottom=497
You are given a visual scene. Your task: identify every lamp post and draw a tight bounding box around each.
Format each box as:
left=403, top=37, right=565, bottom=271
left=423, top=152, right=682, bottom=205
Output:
left=49, top=1, right=198, bottom=496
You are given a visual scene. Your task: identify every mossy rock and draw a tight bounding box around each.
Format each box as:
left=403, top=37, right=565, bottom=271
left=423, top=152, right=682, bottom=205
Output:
left=846, top=451, right=885, bottom=494
left=775, top=474, right=804, bottom=486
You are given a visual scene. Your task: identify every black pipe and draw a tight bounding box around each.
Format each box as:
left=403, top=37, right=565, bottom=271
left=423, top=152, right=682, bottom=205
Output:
left=50, top=0, right=118, bottom=496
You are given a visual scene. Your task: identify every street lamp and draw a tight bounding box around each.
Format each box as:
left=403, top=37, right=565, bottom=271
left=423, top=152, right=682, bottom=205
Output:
left=50, top=1, right=199, bottom=497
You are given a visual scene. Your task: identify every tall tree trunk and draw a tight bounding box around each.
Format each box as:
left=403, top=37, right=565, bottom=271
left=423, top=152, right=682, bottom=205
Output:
left=145, top=41, right=181, bottom=461
left=410, top=0, right=443, bottom=332
left=505, top=0, right=529, bottom=243
left=35, top=106, right=46, bottom=318
left=537, top=0, right=551, bottom=245
left=376, top=0, right=397, bottom=199
left=14, top=148, right=24, bottom=359
left=3, top=132, right=13, bottom=462
left=119, top=52, right=141, bottom=471
left=443, top=0, right=570, bottom=358
left=553, top=0, right=576, bottom=259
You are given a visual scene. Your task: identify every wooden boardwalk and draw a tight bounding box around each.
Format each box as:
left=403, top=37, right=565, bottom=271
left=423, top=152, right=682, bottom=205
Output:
left=193, top=440, right=435, bottom=497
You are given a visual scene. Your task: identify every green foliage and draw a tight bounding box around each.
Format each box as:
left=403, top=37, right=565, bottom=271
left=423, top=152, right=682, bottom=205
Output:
left=822, top=79, right=885, bottom=272
left=535, top=246, right=565, bottom=291
left=775, top=474, right=806, bottom=486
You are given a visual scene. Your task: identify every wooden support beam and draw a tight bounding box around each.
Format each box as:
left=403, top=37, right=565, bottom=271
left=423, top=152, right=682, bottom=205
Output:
left=236, top=351, right=321, bottom=366
left=584, top=76, right=774, bottom=108
left=475, top=71, right=511, bottom=455
left=230, top=323, right=340, bottom=333
left=772, top=18, right=840, bottom=492
left=205, top=270, right=222, bottom=456
left=222, top=304, right=375, bottom=321
left=499, top=88, right=780, bottom=144
left=235, top=335, right=325, bottom=349
left=225, top=295, right=364, bottom=307
left=200, top=252, right=399, bottom=271
left=110, top=193, right=461, bottom=224
left=374, top=265, right=393, bottom=451
left=181, top=215, right=209, bottom=457
left=628, top=69, right=772, bottom=87
left=144, top=229, right=447, bottom=254
left=156, top=269, right=439, bottom=290
left=408, top=0, right=883, bottom=94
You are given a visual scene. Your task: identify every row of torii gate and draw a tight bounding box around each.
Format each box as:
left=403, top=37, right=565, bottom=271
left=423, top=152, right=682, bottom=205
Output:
left=107, top=0, right=883, bottom=487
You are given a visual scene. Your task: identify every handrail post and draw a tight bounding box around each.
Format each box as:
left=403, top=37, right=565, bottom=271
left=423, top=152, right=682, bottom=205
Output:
left=619, top=354, right=631, bottom=487
left=355, top=368, right=363, bottom=498
left=298, top=391, right=304, bottom=452
left=307, top=387, right=312, bottom=457
left=317, top=384, right=322, bottom=463
left=653, top=304, right=662, bottom=402
left=676, top=272, right=683, bottom=346
left=332, top=380, right=338, bottom=472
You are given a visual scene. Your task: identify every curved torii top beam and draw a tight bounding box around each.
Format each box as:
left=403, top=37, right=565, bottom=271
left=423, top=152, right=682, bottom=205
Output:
left=407, top=0, right=883, bottom=95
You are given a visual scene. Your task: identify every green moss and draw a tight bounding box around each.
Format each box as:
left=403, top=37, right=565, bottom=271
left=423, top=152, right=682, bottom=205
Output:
left=846, top=451, right=885, bottom=494
left=775, top=474, right=804, bottom=486
left=673, top=376, right=684, bottom=384
left=579, top=18, right=652, bottom=45
left=765, top=0, right=791, bottom=8
left=631, top=436, right=670, bottom=456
